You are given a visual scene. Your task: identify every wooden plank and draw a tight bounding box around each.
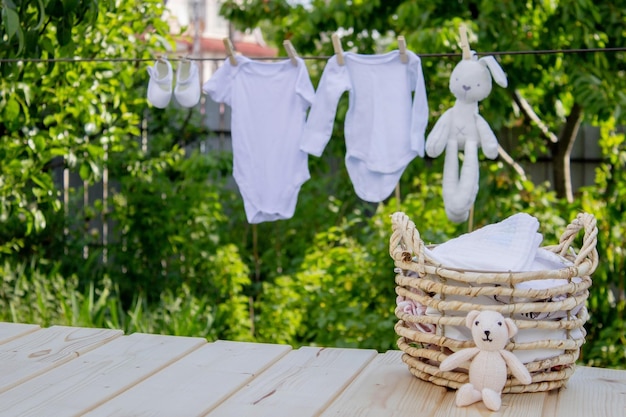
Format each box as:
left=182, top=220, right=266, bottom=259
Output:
left=84, top=340, right=292, bottom=417
left=322, top=350, right=546, bottom=417
left=0, top=322, right=40, bottom=344
left=0, top=325, right=121, bottom=394
left=0, top=332, right=206, bottom=417
left=208, top=346, right=378, bottom=417
left=319, top=350, right=449, bottom=417
left=431, top=389, right=548, bottom=417
left=549, top=366, right=626, bottom=417
left=508, top=393, right=550, bottom=417
left=427, top=364, right=549, bottom=417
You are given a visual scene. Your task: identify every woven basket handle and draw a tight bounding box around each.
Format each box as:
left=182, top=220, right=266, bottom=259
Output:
left=390, top=212, right=428, bottom=273
left=554, top=212, right=599, bottom=271
left=390, top=211, right=599, bottom=275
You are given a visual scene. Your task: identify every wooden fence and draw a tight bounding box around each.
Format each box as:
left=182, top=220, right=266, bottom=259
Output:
left=499, top=124, right=603, bottom=190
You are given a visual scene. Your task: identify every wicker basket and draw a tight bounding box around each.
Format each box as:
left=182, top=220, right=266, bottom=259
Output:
left=389, top=211, right=598, bottom=393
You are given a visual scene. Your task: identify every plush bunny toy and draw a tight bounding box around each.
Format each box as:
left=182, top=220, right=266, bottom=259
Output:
left=425, top=36, right=508, bottom=223
left=439, top=310, right=532, bottom=411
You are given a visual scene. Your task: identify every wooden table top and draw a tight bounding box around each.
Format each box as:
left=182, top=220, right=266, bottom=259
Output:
left=0, top=322, right=624, bottom=416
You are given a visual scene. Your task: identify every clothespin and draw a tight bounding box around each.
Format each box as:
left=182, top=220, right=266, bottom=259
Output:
left=223, top=37, right=238, bottom=65
left=459, top=24, right=471, bottom=60
left=331, top=33, right=345, bottom=66
left=397, top=35, right=408, bottom=64
left=283, top=40, right=298, bottom=66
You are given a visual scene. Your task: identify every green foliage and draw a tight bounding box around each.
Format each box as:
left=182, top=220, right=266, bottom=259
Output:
left=1, top=0, right=99, bottom=57
left=0, top=260, right=81, bottom=326
left=0, top=259, right=252, bottom=339
left=0, top=0, right=255, bottom=342
left=0, top=0, right=172, bottom=254
left=40, top=147, right=254, bottom=340
left=255, top=211, right=396, bottom=350
left=221, top=0, right=406, bottom=53
left=572, top=121, right=626, bottom=367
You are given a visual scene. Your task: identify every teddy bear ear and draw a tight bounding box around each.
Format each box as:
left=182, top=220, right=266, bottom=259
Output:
left=479, top=55, right=508, bottom=88
left=466, top=310, right=481, bottom=328
left=504, top=318, right=518, bottom=338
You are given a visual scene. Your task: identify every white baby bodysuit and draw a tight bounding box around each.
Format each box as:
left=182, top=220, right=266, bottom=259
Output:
left=203, top=56, right=315, bottom=223
left=301, top=50, right=428, bottom=202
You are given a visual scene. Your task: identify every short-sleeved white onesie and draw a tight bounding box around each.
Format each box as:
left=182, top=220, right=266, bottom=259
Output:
left=203, top=56, right=315, bottom=223
left=301, top=50, right=428, bottom=202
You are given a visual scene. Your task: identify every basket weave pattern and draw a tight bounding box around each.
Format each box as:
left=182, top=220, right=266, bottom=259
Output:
left=389, top=212, right=598, bottom=393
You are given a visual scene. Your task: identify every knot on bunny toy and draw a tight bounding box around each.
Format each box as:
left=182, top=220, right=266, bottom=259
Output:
left=425, top=25, right=507, bottom=223
left=439, top=310, right=532, bottom=411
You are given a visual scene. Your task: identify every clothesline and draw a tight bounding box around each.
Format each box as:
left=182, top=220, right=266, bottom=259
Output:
left=1, top=46, right=625, bottom=64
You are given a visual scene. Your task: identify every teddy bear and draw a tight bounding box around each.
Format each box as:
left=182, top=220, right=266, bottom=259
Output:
left=425, top=26, right=508, bottom=223
left=439, top=310, right=532, bottom=411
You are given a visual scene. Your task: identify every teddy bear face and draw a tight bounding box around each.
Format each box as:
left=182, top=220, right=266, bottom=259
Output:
left=449, top=60, right=493, bottom=103
left=468, top=310, right=514, bottom=352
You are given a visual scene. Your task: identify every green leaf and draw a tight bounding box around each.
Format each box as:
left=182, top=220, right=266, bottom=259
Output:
left=45, top=0, right=64, bottom=18
left=25, top=30, right=41, bottom=58
left=15, top=26, right=25, bottom=54
left=17, top=83, right=32, bottom=106
left=41, top=37, right=55, bottom=54
left=3, top=97, right=20, bottom=120
left=31, top=173, right=49, bottom=189
left=3, top=6, right=20, bottom=39
left=33, top=208, right=46, bottom=232
left=35, top=0, right=46, bottom=30
left=63, top=0, right=79, bottom=14
left=56, top=20, right=72, bottom=45
left=79, top=162, right=90, bottom=180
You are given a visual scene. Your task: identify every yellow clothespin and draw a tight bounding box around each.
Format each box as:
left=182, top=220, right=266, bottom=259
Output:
left=283, top=40, right=298, bottom=66
left=459, top=24, right=471, bottom=60
left=331, top=33, right=345, bottom=66
left=223, top=38, right=238, bottom=65
left=397, top=35, right=408, bottom=64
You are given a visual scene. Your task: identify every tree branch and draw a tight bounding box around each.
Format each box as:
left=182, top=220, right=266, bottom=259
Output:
left=551, top=102, right=584, bottom=202
left=511, top=90, right=558, bottom=144
left=497, top=145, right=528, bottom=181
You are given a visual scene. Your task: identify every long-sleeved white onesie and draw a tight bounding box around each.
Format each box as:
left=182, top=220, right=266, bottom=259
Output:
left=301, top=50, right=428, bottom=202
left=203, top=56, right=315, bottom=223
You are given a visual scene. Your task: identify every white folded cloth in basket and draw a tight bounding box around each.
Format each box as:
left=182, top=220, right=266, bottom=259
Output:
left=426, top=212, right=542, bottom=272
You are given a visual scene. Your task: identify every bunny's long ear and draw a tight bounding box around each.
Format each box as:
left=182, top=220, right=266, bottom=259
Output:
left=479, top=55, right=508, bottom=88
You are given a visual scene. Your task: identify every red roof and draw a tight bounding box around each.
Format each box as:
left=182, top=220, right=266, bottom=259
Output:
left=179, top=37, right=278, bottom=57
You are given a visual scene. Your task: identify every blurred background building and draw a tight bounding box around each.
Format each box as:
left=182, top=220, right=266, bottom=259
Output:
left=163, top=0, right=277, bottom=82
